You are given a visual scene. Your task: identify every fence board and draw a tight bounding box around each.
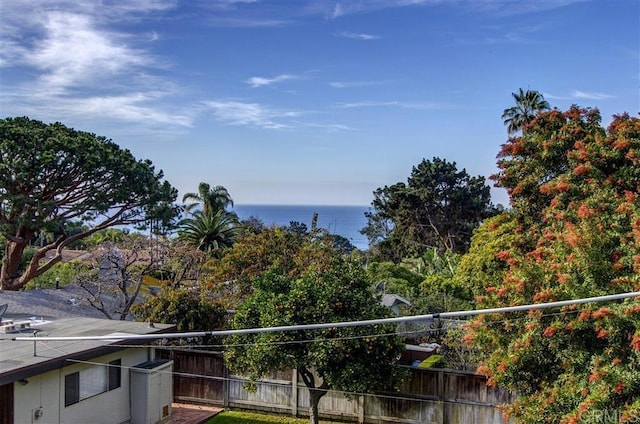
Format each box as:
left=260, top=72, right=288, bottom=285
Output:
left=157, top=348, right=513, bottom=423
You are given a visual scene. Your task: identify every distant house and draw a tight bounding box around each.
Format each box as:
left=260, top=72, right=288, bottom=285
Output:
left=0, top=316, right=175, bottom=424
left=381, top=293, right=412, bottom=315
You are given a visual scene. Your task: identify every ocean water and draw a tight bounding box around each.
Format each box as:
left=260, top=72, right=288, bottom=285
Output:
left=233, top=204, right=371, bottom=250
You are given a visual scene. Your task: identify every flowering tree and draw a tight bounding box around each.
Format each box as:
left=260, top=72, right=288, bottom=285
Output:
left=463, top=107, right=640, bottom=422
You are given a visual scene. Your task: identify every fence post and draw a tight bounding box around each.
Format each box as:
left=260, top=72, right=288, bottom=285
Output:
left=223, top=362, right=229, bottom=408
left=358, top=395, right=365, bottom=423
left=438, top=370, right=446, bottom=424
left=291, top=369, right=298, bottom=417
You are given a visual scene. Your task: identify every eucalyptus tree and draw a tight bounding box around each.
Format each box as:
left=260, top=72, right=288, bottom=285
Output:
left=0, top=117, right=177, bottom=290
left=501, top=88, right=550, bottom=135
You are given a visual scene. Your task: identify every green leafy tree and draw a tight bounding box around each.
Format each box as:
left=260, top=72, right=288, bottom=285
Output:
left=239, top=216, right=266, bottom=235
left=362, top=157, right=496, bottom=260
left=152, top=240, right=209, bottom=289
left=204, top=227, right=338, bottom=308
left=465, top=107, right=640, bottom=422
left=0, top=117, right=177, bottom=290
left=453, top=212, right=518, bottom=303
left=324, top=233, right=357, bottom=254
left=366, top=261, right=423, bottom=303
left=501, top=88, right=551, bottom=135
left=27, top=261, right=88, bottom=290
left=412, top=248, right=471, bottom=314
left=140, top=201, right=183, bottom=237
left=224, top=258, right=407, bottom=424
left=133, top=287, right=227, bottom=340
left=83, top=228, right=132, bottom=249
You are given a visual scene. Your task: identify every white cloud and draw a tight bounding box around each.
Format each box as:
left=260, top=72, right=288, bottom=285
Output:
left=331, top=3, right=345, bottom=19
left=203, top=17, right=292, bottom=28
left=571, top=90, right=615, bottom=100
left=303, top=122, right=355, bottom=132
left=58, top=93, right=192, bottom=126
left=335, top=100, right=444, bottom=109
left=204, top=100, right=302, bottom=129
left=246, top=74, right=300, bottom=88
left=1, top=85, right=194, bottom=128
left=0, top=1, right=190, bottom=130
left=544, top=91, right=615, bottom=101
left=327, top=0, right=587, bottom=19
left=338, top=32, right=381, bottom=40
left=26, top=12, right=152, bottom=94
left=329, top=80, right=392, bottom=89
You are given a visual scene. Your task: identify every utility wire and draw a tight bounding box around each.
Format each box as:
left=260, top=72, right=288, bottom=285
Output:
left=26, top=308, right=579, bottom=351
left=12, top=290, right=640, bottom=342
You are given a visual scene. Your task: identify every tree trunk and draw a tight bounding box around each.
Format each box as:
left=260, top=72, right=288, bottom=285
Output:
left=0, top=235, right=64, bottom=290
left=0, top=238, right=30, bottom=290
left=308, top=386, right=327, bottom=424
left=298, top=367, right=328, bottom=424
left=0, top=219, right=116, bottom=290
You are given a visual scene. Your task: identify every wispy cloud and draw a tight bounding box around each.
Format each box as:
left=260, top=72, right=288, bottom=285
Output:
left=328, top=0, right=588, bottom=19
left=201, top=17, right=293, bottom=27
left=202, top=99, right=355, bottom=132
left=338, top=31, right=381, bottom=40
left=2, top=82, right=194, bottom=127
left=55, top=93, right=192, bottom=126
left=572, top=90, right=615, bottom=100
left=203, top=100, right=302, bottom=129
left=468, top=0, right=590, bottom=16
left=28, top=12, right=152, bottom=94
left=0, top=0, right=193, bottom=129
left=329, top=80, right=393, bottom=89
left=246, top=74, right=300, bottom=88
left=545, top=91, right=616, bottom=101
left=303, top=122, right=355, bottom=132
left=335, top=100, right=444, bottom=109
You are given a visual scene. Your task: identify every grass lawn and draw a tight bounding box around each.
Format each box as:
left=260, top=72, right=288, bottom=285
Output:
left=206, top=410, right=345, bottom=424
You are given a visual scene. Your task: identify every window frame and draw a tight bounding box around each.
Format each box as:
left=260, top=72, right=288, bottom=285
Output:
left=64, top=358, right=122, bottom=408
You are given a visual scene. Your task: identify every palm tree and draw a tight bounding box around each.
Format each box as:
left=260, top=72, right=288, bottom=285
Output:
left=178, top=209, right=241, bottom=257
left=182, top=182, right=234, bottom=215
left=501, top=88, right=550, bottom=135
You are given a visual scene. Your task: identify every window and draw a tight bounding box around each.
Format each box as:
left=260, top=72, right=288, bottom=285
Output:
left=64, top=358, right=121, bottom=407
left=108, top=359, right=121, bottom=390
left=65, top=373, right=79, bottom=407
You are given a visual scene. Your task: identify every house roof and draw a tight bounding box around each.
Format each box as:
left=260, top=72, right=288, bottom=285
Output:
left=0, top=317, right=175, bottom=385
left=381, top=293, right=412, bottom=308
left=1, top=285, right=121, bottom=321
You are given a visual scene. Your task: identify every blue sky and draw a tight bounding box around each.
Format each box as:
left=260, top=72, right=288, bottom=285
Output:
left=0, top=0, right=638, bottom=206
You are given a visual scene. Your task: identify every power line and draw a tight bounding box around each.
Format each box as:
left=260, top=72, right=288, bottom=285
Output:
left=12, top=290, right=640, bottom=342
left=31, top=308, right=578, bottom=352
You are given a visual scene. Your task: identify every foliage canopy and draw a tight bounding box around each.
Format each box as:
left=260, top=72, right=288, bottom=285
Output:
left=225, top=257, right=406, bottom=424
left=464, top=107, right=640, bottom=422
left=362, top=157, right=497, bottom=261
left=0, top=117, right=177, bottom=290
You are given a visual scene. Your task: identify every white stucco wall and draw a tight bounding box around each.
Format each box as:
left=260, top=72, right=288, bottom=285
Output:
left=14, top=348, right=151, bottom=424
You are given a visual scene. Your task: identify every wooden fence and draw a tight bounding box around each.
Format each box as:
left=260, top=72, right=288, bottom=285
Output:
left=156, top=348, right=513, bottom=424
